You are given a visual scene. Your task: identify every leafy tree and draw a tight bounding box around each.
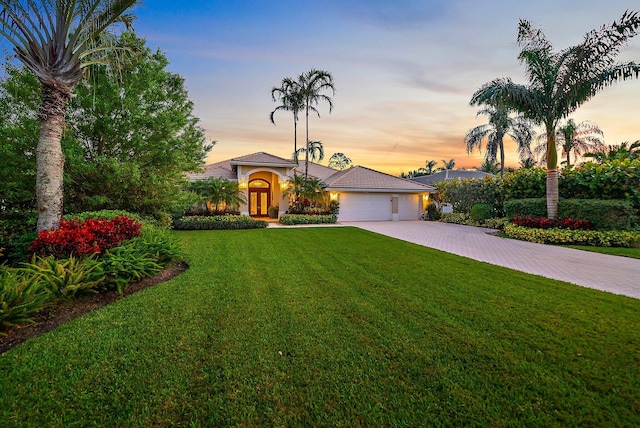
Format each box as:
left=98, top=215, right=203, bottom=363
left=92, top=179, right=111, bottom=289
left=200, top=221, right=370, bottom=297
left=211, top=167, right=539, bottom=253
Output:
left=270, top=77, right=304, bottom=156
left=464, top=106, right=534, bottom=176
left=328, top=152, right=352, bottom=170
left=0, top=0, right=139, bottom=231
left=63, top=32, right=212, bottom=216
left=471, top=11, right=640, bottom=218
left=297, top=69, right=335, bottom=178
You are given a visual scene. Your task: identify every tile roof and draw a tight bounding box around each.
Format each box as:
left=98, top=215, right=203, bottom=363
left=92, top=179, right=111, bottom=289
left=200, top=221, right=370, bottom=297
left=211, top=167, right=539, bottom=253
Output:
left=187, top=159, right=236, bottom=181
left=410, top=170, right=494, bottom=185
left=295, top=160, right=338, bottom=180
left=230, top=152, right=297, bottom=167
left=325, top=166, right=435, bottom=192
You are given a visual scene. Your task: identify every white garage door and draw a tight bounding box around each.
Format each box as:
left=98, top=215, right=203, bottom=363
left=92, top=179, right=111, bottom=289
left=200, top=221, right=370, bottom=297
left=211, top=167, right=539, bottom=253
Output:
left=337, top=193, right=392, bottom=221
left=398, top=194, right=422, bottom=220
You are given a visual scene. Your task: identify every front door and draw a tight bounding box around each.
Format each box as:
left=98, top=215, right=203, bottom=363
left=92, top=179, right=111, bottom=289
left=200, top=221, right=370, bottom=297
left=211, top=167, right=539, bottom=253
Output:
left=249, top=179, right=270, bottom=216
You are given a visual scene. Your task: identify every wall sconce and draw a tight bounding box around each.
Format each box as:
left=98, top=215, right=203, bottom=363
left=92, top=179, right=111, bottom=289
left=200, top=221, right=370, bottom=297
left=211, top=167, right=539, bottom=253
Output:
left=330, top=192, right=339, bottom=201
left=423, top=194, right=430, bottom=202
left=280, top=181, right=288, bottom=191
left=239, top=179, right=247, bottom=189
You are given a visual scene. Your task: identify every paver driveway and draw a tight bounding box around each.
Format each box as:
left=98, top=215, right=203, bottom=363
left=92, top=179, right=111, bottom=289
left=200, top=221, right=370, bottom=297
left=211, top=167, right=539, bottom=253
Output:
left=341, top=221, right=640, bottom=299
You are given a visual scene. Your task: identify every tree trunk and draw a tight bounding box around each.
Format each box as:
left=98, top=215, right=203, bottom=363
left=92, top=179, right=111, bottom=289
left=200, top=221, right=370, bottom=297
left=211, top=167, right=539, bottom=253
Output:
left=545, top=128, right=559, bottom=220
left=499, top=137, right=505, bottom=176
left=305, top=107, right=309, bottom=178
left=36, top=85, right=69, bottom=231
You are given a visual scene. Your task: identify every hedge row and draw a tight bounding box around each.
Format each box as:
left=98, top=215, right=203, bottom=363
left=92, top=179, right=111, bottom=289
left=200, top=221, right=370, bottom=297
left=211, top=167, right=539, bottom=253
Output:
left=503, top=224, right=640, bottom=247
left=278, top=214, right=337, bottom=225
left=173, top=215, right=267, bottom=230
left=504, top=199, right=635, bottom=230
left=439, top=213, right=507, bottom=230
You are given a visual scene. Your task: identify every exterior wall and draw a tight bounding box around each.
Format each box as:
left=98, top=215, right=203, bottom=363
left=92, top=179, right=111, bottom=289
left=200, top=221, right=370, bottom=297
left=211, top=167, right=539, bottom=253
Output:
left=398, top=194, right=422, bottom=221
left=236, top=167, right=291, bottom=217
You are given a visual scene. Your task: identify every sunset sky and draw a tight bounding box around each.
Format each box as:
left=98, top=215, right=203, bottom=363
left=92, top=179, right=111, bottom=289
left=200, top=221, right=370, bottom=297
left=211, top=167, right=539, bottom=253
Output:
left=134, top=1, right=640, bottom=175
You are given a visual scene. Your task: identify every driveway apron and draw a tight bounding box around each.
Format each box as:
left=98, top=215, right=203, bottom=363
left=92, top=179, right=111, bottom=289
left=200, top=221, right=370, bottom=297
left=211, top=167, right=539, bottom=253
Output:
left=341, top=221, right=640, bottom=299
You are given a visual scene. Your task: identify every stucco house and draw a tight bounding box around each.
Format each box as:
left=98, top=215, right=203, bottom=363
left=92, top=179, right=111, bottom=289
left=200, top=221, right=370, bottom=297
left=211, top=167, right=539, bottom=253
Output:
left=189, top=152, right=436, bottom=221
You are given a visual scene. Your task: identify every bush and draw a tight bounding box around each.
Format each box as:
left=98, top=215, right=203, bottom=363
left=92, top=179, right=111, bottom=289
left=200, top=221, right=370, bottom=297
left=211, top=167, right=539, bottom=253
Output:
left=470, top=204, right=495, bottom=222
left=278, top=214, right=337, bottom=225
left=29, top=216, right=142, bottom=258
left=268, top=205, right=279, bottom=219
left=504, top=199, right=548, bottom=220
left=173, top=215, right=268, bottom=230
left=423, top=202, right=441, bottom=221
left=0, top=269, right=51, bottom=334
left=439, top=213, right=470, bottom=225
left=21, top=255, right=105, bottom=299
left=100, top=244, right=164, bottom=295
left=504, top=224, right=640, bottom=247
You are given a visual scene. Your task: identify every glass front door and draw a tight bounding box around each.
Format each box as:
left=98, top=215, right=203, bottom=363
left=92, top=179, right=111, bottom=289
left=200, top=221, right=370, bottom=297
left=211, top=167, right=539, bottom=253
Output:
left=250, top=189, right=270, bottom=216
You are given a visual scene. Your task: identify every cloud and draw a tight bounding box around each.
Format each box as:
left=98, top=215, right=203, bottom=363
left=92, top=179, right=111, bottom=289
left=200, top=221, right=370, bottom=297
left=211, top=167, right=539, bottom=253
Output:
left=330, top=0, right=452, bottom=30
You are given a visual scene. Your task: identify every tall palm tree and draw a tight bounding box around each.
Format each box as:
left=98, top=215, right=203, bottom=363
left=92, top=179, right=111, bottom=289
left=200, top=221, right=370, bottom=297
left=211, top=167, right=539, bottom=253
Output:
left=294, top=140, right=325, bottom=164
left=0, top=0, right=138, bottom=231
left=464, top=106, right=534, bottom=176
left=441, top=159, right=456, bottom=170
left=297, top=69, right=335, bottom=178
left=270, top=77, right=304, bottom=157
left=556, top=119, right=605, bottom=166
left=470, top=11, right=640, bottom=219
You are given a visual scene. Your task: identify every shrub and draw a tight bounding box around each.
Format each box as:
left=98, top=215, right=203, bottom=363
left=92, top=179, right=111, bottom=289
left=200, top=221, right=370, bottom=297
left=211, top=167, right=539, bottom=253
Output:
left=29, top=216, right=142, bottom=258
left=268, top=205, right=279, bottom=219
left=423, top=202, right=441, bottom=221
left=173, top=215, right=268, bottom=230
left=21, top=255, right=105, bottom=299
left=278, top=214, right=337, bottom=225
left=504, top=224, right=640, bottom=247
left=100, top=244, right=164, bottom=295
left=504, top=199, right=547, bottom=220
left=329, top=201, right=340, bottom=216
left=470, top=204, right=495, bottom=222
left=439, top=213, right=470, bottom=225
left=0, top=269, right=51, bottom=334
left=558, top=199, right=634, bottom=231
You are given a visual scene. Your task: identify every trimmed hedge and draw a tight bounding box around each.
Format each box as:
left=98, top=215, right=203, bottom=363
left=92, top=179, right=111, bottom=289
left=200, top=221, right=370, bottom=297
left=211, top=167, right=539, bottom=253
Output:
left=504, top=224, right=640, bottom=247
left=173, top=215, right=267, bottom=230
left=504, top=199, right=634, bottom=230
left=278, top=214, right=337, bottom=225
left=439, top=213, right=507, bottom=230
left=470, top=204, right=495, bottom=222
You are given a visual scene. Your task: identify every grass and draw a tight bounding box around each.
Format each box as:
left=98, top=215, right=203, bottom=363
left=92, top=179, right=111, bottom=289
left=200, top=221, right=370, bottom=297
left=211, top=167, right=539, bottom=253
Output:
left=567, top=244, right=640, bottom=259
left=1, top=227, right=639, bottom=426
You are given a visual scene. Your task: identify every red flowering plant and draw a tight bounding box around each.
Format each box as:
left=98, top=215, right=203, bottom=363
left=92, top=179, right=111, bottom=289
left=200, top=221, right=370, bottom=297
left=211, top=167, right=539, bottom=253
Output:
left=513, top=216, right=594, bottom=230
left=29, top=216, right=142, bottom=258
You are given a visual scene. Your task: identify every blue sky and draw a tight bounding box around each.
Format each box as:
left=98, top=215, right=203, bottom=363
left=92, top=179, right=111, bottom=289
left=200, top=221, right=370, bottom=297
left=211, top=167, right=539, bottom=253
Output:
left=136, top=1, right=639, bottom=173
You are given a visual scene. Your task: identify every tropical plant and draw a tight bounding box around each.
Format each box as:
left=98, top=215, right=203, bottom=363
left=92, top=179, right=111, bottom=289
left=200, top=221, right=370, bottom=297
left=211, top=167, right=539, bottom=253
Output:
left=477, top=159, right=500, bottom=174
left=470, top=11, right=640, bottom=219
left=584, top=141, right=640, bottom=163
left=464, top=106, right=534, bottom=176
left=270, top=77, right=305, bottom=156
left=0, top=0, right=139, bottom=231
left=294, top=140, right=324, bottom=163
left=441, top=159, right=456, bottom=170
left=297, top=69, right=335, bottom=178
left=301, top=177, right=327, bottom=207
left=328, top=152, right=352, bottom=170
left=422, top=160, right=438, bottom=175
left=534, top=119, right=605, bottom=166
left=189, top=178, right=246, bottom=212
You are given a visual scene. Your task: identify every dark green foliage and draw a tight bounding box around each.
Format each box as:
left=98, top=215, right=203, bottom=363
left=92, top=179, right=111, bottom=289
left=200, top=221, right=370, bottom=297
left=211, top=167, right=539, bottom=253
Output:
left=1, top=230, right=38, bottom=265
left=501, top=167, right=546, bottom=200
left=504, top=199, right=548, bottom=220
left=100, top=245, right=163, bottom=295
left=278, top=214, right=337, bottom=225
left=504, top=224, right=640, bottom=247
left=436, top=177, right=504, bottom=215
left=470, top=204, right=495, bottom=221
left=423, top=202, right=442, bottom=221
left=559, top=199, right=635, bottom=231
left=21, top=255, right=105, bottom=300
left=173, top=215, right=268, bottom=230
left=0, top=268, right=50, bottom=333
left=267, top=205, right=279, bottom=219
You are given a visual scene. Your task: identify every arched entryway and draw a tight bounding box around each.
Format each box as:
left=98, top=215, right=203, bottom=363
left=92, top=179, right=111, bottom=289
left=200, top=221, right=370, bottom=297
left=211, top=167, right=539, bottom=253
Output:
left=249, top=179, right=270, bottom=216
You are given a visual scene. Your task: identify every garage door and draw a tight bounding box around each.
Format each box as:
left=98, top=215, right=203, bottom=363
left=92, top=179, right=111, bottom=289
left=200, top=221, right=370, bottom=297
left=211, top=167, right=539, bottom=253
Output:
left=337, top=193, right=392, bottom=221
left=398, top=194, right=421, bottom=220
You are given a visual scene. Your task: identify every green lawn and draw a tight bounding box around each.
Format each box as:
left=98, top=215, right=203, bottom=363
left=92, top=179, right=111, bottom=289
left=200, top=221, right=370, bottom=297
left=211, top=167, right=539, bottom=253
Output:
left=1, top=227, right=639, bottom=426
left=568, top=244, right=640, bottom=259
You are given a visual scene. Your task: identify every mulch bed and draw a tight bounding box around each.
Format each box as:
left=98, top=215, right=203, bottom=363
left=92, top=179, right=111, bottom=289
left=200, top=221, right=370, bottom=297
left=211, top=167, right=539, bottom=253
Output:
left=0, top=262, right=188, bottom=354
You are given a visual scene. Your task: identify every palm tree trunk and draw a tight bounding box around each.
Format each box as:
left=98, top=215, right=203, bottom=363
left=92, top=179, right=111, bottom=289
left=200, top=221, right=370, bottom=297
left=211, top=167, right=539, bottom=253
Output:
left=36, top=85, right=69, bottom=231
left=546, top=129, right=559, bottom=220
left=499, top=137, right=505, bottom=176
left=293, top=115, right=297, bottom=159
left=305, top=107, right=309, bottom=178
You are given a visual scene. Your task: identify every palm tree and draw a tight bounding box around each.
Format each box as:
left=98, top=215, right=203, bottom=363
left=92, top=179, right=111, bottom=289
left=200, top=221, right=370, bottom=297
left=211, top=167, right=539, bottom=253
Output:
left=464, top=106, right=534, bottom=176
left=585, top=141, right=640, bottom=163
left=301, top=177, right=327, bottom=207
left=0, top=0, right=138, bottom=231
left=470, top=11, right=640, bottom=219
left=328, top=152, right=352, bottom=170
left=294, top=140, right=325, bottom=164
left=270, top=77, right=304, bottom=156
left=297, top=69, right=335, bottom=178
left=422, top=160, right=438, bottom=175
left=556, top=119, right=605, bottom=166
left=441, top=159, right=456, bottom=170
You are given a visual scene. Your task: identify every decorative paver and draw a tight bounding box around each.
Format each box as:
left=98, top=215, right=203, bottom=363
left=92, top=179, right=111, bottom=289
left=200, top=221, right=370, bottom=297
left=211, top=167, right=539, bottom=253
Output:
left=341, top=221, right=640, bottom=300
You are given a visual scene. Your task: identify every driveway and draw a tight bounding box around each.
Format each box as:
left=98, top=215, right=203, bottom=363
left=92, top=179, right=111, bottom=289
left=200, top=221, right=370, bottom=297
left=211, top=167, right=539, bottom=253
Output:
left=341, top=221, right=640, bottom=300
